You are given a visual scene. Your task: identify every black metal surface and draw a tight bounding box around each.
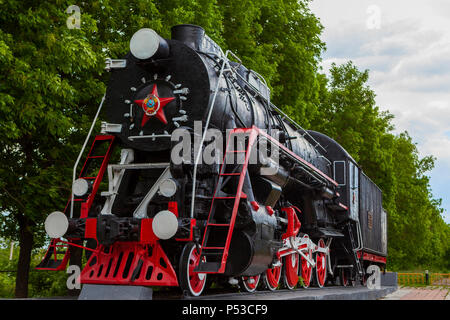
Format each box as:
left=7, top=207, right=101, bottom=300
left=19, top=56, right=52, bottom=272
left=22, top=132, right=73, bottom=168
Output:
left=171, top=24, right=205, bottom=50
left=359, top=172, right=386, bottom=256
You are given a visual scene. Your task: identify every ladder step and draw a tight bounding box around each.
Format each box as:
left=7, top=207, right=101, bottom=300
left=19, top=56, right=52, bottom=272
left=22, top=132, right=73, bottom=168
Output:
left=201, top=252, right=224, bottom=256
left=202, top=246, right=225, bottom=250
left=87, top=155, right=105, bottom=159
left=213, top=194, right=247, bottom=200
left=207, top=223, right=230, bottom=227
left=194, top=262, right=221, bottom=272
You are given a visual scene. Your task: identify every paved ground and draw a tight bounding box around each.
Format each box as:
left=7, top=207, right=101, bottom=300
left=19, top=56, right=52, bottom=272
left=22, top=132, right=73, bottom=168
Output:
left=382, top=287, right=449, bottom=300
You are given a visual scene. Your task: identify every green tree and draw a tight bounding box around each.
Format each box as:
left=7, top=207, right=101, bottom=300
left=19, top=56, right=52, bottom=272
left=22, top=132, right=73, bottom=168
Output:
left=0, top=0, right=105, bottom=297
left=314, top=61, right=449, bottom=271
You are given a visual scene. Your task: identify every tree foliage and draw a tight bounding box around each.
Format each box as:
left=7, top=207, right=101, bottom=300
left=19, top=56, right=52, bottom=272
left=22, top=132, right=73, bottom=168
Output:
left=0, top=0, right=448, bottom=297
left=312, top=62, right=449, bottom=271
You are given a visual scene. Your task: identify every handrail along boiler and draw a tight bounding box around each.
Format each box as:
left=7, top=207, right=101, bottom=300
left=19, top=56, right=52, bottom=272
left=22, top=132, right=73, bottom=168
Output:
left=37, top=25, right=387, bottom=296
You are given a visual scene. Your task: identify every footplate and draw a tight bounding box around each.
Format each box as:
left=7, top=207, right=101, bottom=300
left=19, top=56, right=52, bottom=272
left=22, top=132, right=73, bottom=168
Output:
left=80, top=241, right=178, bottom=287
left=36, top=238, right=71, bottom=271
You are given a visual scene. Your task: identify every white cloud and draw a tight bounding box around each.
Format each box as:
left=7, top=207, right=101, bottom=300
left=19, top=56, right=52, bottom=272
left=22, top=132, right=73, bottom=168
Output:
left=311, top=0, right=450, bottom=222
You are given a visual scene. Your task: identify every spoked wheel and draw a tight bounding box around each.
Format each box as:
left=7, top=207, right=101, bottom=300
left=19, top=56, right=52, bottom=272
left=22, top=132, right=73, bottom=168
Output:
left=179, top=242, right=207, bottom=297
left=340, top=268, right=350, bottom=287
left=314, top=239, right=327, bottom=288
left=263, top=264, right=282, bottom=291
left=300, top=249, right=313, bottom=288
left=240, top=275, right=261, bottom=293
left=282, top=253, right=299, bottom=290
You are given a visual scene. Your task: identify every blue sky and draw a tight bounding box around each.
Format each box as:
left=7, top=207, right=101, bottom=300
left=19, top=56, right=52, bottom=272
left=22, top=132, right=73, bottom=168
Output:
left=310, top=0, right=450, bottom=223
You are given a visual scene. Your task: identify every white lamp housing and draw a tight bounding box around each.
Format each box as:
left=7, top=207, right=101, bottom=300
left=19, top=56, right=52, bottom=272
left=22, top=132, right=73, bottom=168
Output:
left=73, top=178, right=89, bottom=197
left=45, top=211, right=69, bottom=238
left=130, top=28, right=169, bottom=60
left=152, top=210, right=178, bottom=240
left=159, top=178, right=177, bottom=197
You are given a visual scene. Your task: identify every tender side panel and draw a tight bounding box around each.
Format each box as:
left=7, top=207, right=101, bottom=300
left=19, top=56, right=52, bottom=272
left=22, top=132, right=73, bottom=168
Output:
left=359, top=172, right=386, bottom=256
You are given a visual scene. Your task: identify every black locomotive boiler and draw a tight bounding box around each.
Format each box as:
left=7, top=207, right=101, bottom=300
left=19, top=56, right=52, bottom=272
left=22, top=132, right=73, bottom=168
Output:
left=37, top=25, right=387, bottom=296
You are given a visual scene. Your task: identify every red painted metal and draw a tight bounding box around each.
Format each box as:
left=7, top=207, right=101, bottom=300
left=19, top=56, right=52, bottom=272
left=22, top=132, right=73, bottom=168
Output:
left=242, top=275, right=260, bottom=292
left=134, top=83, right=175, bottom=126
left=315, top=238, right=327, bottom=287
left=35, top=238, right=71, bottom=271
left=168, top=201, right=178, bottom=217
left=250, top=201, right=260, bottom=211
left=281, top=206, right=301, bottom=239
left=85, top=218, right=97, bottom=239
left=140, top=218, right=158, bottom=243
left=79, top=135, right=115, bottom=218
left=265, top=265, right=282, bottom=290
left=357, top=251, right=387, bottom=264
left=80, top=241, right=178, bottom=287
left=175, top=219, right=197, bottom=242
left=63, top=135, right=115, bottom=218
left=301, top=248, right=313, bottom=288
left=186, top=245, right=207, bottom=295
left=283, top=253, right=299, bottom=289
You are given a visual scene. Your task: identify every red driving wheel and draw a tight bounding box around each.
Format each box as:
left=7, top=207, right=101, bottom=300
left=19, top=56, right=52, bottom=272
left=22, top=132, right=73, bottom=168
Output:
left=263, top=264, right=282, bottom=291
left=179, top=243, right=207, bottom=296
left=283, top=253, right=299, bottom=289
left=314, top=238, right=327, bottom=288
left=301, top=249, right=313, bottom=288
left=240, top=275, right=261, bottom=293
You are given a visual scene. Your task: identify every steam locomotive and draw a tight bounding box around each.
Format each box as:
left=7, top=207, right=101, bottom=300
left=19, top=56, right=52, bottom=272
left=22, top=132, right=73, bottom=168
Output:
left=37, top=25, right=387, bottom=297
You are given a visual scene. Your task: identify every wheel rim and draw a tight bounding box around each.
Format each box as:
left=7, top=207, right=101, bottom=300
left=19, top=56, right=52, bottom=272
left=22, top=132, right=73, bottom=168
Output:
left=283, top=253, right=299, bottom=289
left=187, top=245, right=207, bottom=296
left=301, top=250, right=313, bottom=288
left=241, top=275, right=260, bottom=292
left=315, top=239, right=327, bottom=288
left=265, top=265, right=282, bottom=291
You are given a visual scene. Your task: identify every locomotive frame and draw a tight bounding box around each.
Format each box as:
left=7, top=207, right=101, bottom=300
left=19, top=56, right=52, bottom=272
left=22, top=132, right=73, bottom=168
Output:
left=37, top=24, right=387, bottom=297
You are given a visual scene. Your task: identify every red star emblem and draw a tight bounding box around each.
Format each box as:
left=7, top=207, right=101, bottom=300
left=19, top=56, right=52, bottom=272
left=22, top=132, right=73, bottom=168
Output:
left=134, top=84, right=175, bottom=127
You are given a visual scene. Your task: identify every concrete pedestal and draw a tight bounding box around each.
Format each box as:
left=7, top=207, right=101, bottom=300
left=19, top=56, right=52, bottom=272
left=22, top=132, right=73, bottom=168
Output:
left=78, top=284, right=153, bottom=300
left=380, top=272, right=398, bottom=288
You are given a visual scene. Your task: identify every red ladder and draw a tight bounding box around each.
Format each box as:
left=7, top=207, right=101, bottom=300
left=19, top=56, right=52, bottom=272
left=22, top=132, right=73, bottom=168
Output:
left=35, top=238, right=71, bottom=270
left=64, top=135, right=115, bottom=218
left=195, top=128, right=258, bottom=273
